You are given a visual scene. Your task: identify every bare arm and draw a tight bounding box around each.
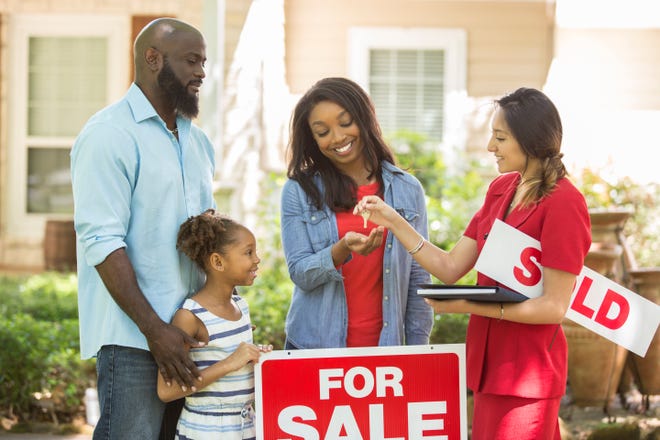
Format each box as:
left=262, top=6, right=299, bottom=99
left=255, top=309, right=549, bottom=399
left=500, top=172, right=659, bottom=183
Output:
left=95, top=248, right=204, bottom=389
left=157, top=342, right=273, bottom=402
left=355, top=196, right=478, bottom=283
left=355, top=196, right=577, bottom=325
left=156, top=309, right=273, bottom=402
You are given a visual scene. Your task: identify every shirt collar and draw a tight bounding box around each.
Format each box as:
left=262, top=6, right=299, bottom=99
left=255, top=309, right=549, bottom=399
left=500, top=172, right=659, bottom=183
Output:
left=126, top=83, right=192, bottom=132
left=126, top=83, right=159, bottom=124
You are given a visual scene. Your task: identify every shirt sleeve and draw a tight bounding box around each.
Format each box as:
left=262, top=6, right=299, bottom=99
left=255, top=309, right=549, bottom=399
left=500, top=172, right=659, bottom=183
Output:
left=71, top=122, right=136, bottom=267
left=539, top=183, right=592, bottom=275
left=280, top=179, right=344, bottom=290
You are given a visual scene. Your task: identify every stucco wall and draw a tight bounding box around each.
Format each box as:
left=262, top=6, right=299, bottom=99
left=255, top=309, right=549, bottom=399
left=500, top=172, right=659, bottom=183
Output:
left=284, top=0, right=555, bottom=97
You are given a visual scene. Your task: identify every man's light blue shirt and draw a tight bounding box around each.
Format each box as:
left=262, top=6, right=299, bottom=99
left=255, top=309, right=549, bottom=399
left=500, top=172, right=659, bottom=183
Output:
left=71, top=84, right=216, bottom=359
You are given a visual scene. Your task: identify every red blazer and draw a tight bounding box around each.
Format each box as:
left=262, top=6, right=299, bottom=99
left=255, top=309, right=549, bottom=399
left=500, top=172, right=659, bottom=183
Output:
left=464, top=172, right=591, bottom=398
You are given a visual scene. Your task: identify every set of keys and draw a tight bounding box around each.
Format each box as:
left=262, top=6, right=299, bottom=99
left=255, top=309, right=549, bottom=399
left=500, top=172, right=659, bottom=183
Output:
left=359, top=210, right=371, bottom=228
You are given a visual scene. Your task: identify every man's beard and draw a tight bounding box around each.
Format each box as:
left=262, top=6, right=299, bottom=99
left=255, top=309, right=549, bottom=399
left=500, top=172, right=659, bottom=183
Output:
left=158, top=58, right=200, bottom=119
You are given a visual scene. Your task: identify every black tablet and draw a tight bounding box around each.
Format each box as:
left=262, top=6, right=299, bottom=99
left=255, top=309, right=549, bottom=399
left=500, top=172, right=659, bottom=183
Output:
left=417, top=284, right=529, bottom=302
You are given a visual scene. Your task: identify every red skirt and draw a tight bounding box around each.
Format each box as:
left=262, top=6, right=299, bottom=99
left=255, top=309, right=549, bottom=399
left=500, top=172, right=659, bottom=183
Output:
left=471, top=392, right=562, bottom=440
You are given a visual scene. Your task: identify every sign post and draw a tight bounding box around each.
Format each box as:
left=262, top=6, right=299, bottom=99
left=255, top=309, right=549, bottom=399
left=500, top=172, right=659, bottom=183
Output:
left=255, top=344, right=467, bottom=440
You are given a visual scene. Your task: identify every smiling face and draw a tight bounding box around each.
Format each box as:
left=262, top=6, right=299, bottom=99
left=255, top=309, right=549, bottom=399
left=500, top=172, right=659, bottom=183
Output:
left=218, top=226, right=260, bottom=287
left=308, top=100, right=365, bottom=175
left=487, top=107, right=538, bottom=178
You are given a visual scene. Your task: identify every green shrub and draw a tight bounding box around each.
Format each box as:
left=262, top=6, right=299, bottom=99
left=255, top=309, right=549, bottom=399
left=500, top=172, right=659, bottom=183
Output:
left=389, top=133, right=481, bottom=344
left=430, top=313, right=469, bottom=344
left=239, top=172, right=292, bottom=350
left=0, top=273, right=94, bottom=424
left=0, top=272, right=78, bottom=321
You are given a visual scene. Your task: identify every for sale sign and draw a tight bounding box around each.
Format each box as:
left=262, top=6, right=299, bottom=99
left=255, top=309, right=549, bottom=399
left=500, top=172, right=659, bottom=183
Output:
left=255, top=344, right=467, bottom=440
left=475, top=219, right=660, bottom=357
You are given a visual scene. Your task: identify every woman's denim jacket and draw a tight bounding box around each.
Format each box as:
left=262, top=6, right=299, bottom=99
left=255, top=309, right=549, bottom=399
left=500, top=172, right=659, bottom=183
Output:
left=280, top=161, right=433, bottom=348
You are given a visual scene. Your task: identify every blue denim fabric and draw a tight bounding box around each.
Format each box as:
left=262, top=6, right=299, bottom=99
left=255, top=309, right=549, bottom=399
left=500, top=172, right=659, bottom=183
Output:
left=94, top=345, right=165, bottom=440
left=281, top=161, right=434, bottom=348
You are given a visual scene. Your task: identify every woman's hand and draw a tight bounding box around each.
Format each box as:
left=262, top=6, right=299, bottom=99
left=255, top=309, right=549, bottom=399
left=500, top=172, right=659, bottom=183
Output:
left=353, top=195, right=401, bottom=230
left=344, top=227, right=385, bottom=256
left=424, top=298, right=470, bottom=315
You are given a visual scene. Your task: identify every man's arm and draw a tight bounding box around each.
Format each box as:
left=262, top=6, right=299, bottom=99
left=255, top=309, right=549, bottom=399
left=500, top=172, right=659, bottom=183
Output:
left=95, top=248, right=203, bottom=389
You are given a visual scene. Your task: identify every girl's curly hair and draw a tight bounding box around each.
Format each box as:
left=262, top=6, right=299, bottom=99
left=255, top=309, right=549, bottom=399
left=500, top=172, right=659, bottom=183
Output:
left=176, top=208, right=243, bottom=270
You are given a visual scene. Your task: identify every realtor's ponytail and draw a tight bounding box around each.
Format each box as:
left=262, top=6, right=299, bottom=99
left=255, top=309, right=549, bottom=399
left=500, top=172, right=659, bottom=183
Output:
left=496, top=88, right=566, bottom=208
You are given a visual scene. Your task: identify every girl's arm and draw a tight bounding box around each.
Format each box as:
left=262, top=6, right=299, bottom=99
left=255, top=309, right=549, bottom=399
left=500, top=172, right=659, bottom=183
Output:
left=156, top=309, right=270, bottom=402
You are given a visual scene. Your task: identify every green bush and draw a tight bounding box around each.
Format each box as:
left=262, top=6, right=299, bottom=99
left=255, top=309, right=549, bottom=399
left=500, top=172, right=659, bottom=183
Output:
left=390, top=131, right=487, bottom=344
left=239, top=172, right=292, bottom=350
left=0, top=273, right=94, bottom=424
left=0, top=272, right=78, bottom=321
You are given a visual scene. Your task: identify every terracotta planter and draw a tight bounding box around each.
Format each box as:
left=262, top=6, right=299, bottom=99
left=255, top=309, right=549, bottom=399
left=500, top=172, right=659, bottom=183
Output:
left=588, top=208, right=636, bottom=283
left=565, top=238, right=628, bottom=408
left=583, top=242, right=623, bottom=281
left=43, top=219, right=77, bottom=271
left=627, top=268, right=660, bottom=396
left=563, top=319, right=628, bottom=408
left=588, top=208, right=633, bottom=244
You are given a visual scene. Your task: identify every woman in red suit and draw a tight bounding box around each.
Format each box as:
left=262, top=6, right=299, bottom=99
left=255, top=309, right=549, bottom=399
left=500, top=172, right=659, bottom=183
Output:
left=354, top=87, right=591, bottom=439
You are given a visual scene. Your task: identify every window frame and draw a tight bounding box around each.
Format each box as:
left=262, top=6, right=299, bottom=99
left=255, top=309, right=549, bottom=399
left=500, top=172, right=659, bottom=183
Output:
left=6, top=14, right=130, bottom=239
left=348, top=27, right=467, bottom=148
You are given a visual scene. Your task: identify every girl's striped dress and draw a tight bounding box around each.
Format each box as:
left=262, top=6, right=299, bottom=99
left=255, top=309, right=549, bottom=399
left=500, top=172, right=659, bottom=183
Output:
left=176, top=295, right=256, bottom=440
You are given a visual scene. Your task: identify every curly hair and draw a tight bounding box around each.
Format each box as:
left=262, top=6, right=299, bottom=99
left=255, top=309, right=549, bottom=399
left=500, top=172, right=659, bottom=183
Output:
left=176, top=209, right=243, bottom=270
left=496, top=87, right=566, bottom=208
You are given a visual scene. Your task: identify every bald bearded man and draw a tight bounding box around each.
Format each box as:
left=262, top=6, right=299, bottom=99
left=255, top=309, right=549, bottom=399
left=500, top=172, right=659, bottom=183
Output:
left=71, top=18, right=215, bottom=439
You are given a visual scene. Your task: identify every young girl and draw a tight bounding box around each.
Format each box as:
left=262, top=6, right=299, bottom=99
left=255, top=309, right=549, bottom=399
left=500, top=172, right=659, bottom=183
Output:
left=157, top=209, right=272, bottom=439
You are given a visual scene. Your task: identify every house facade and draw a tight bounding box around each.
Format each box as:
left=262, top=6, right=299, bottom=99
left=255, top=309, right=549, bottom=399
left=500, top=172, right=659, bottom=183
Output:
left=1, top=0, right=657, bottom=271
left=0, top=0, right=246, bottom=270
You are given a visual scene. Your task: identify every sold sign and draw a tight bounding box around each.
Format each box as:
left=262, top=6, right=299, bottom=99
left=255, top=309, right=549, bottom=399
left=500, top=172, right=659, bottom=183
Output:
left=255, top=345, right=467, bottom=440
left=476, top=219, right=660, bottom=356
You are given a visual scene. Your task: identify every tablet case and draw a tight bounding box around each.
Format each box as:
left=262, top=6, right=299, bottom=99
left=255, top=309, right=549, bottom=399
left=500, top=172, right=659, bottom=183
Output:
left=417, top=284, right=529, bottom=302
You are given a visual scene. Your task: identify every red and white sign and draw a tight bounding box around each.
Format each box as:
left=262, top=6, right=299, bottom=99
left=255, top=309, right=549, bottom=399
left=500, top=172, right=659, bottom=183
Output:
left=255, top=345, right=467, bottom=440
left=476, top=219, right=660, bottom=357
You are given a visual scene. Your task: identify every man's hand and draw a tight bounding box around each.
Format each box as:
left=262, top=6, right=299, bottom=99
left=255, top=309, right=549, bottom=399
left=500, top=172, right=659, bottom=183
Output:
left=145, top=321, right=206, bottom=391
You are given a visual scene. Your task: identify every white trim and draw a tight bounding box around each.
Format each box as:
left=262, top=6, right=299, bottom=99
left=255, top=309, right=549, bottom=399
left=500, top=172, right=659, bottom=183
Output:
left=348, top=27, right=467, bottom=148
left=6, top=14, right=129, bottom=239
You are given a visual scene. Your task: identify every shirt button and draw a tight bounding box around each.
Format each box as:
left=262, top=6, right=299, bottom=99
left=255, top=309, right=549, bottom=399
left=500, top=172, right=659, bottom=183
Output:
left=387, top=244, right=392, bottom=249
left=384, top=296, right=389, bottom=301
left=385, top=269, right=390, bottom=274
left=383, top=322, right=388, bottom=327
left=311, top=216, right=316, bottom=221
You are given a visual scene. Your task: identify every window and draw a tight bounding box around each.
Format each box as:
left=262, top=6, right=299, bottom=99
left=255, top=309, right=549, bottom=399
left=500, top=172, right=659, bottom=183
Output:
left=7, top=14, right=129, bottom=238
left=349, top=27, right=466, bottom=146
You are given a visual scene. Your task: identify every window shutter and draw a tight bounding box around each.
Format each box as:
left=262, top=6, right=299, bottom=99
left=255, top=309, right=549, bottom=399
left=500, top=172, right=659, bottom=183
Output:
left=28, top=37, right=107, bottom=137
left=368, top=49, right=445, bottom=142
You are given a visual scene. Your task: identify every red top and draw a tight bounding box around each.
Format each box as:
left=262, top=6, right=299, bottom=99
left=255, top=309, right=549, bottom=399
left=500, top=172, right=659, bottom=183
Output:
left=336, top=182, right=387, bottom=347
left=464, top=172, right=591, bottom=398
